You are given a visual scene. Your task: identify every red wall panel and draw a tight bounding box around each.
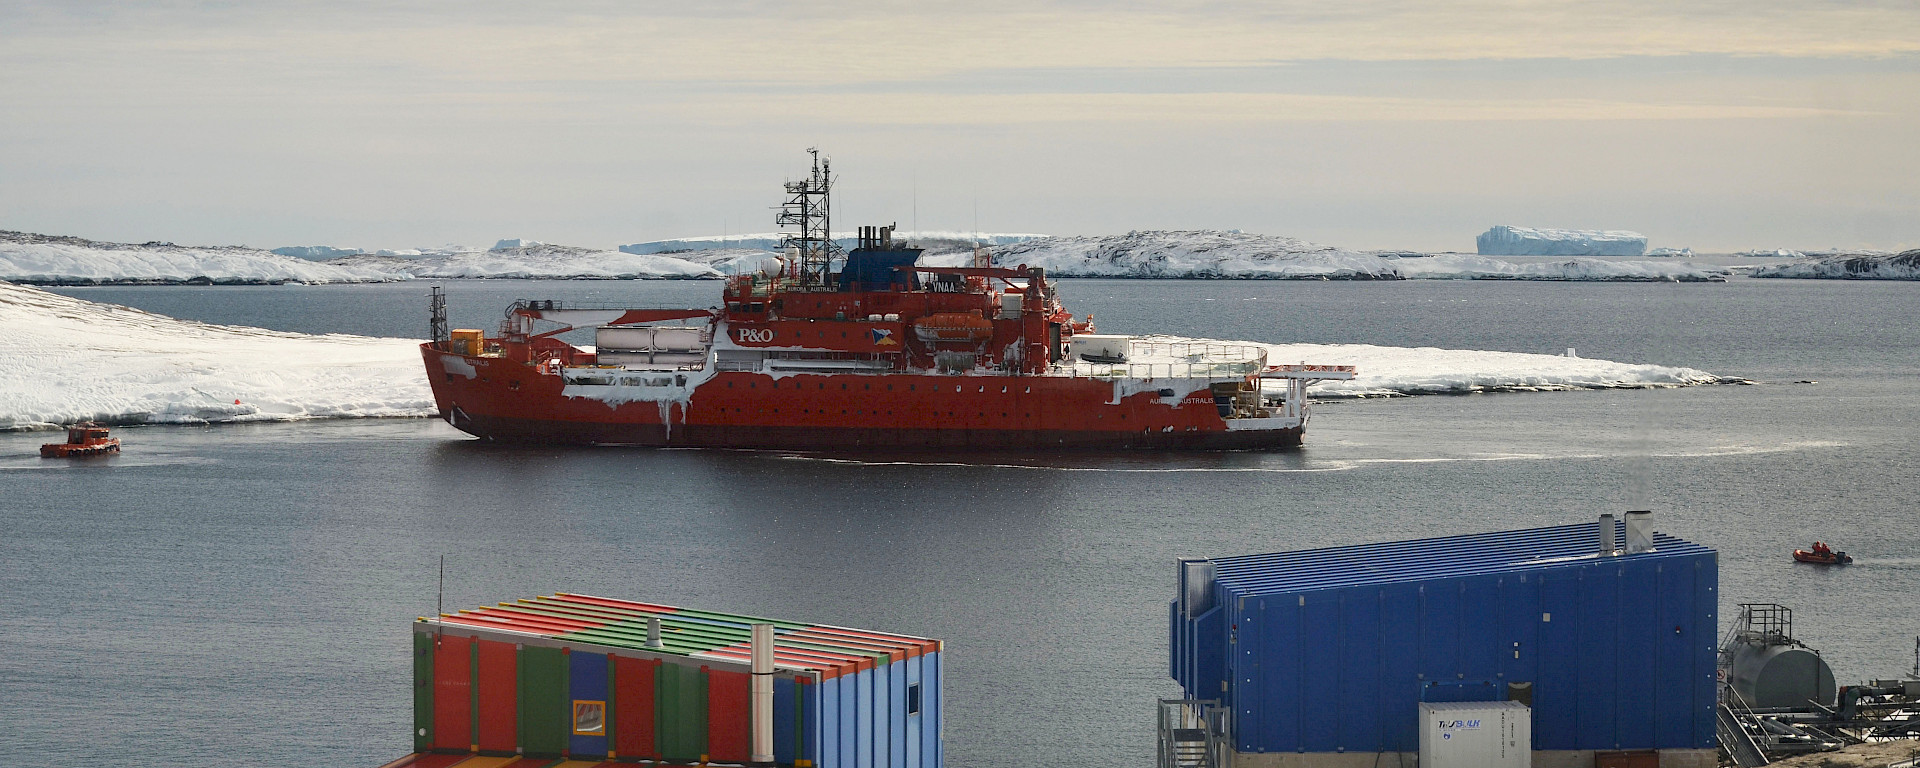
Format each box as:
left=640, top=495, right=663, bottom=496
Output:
left=431, top=635, right=473, bottom=750
left=476, top=638, right=518, bottom=753
left=614, top=655, right=657, bottom=759
left=707, top=668, right=751, bottom=763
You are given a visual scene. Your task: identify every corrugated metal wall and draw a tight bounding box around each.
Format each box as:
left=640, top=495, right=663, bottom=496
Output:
left=1172, top=526, right=1718, bottom=755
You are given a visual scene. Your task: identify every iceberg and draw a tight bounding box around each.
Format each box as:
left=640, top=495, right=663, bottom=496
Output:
left=492, top=238, right=544, bottom=250
left=271, top=245, right=363, bottom=260
left=1646, top=247, right=1692, bottom=257
left=0, top=281, right=434, bottom=430
left=983, top=231, right=1722, bottom=281
left=1477, top=226, right=1648, bottom=256
left=1, top=231, right=402, bottom=285
left=1740, top=249, right=1804, bottom=258
left=1749, top=249, right=1920, bottom=280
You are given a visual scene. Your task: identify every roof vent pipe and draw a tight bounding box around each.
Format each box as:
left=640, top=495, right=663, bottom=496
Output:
left=751, top=623, right=775, bottom=764
left=646, top=615, right=663, bottom=648
left=1598, top=513, right=1618, bottom=556
left=1625, top=510, right=1654, bottom=554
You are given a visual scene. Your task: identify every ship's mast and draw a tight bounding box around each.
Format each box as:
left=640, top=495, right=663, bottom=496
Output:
left=778, top=148, right=841, bottom=289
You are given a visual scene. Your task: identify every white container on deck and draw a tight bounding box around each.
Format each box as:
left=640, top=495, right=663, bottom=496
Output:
left=1418, top=701, right=1530, bottom=768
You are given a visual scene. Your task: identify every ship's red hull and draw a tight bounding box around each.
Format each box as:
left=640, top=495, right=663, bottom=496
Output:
left=423, top=345, right=1303, bottom=451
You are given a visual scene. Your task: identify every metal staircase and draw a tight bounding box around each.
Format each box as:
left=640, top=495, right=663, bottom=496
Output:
left=1158, top=699, right=1231, bottom=768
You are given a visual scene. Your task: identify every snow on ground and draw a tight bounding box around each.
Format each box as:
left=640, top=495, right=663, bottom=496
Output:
left=990, top=231, right=1724, bottom=281
left=1476, top=225, right=1648, bottom=256
left=2, top=231, right=399, bottom=284
left=1749, top=249, right=1920, bottom=280
left=0, top=281, right=433, bottom=430
left=1144, top=335, right=1727, bottom=397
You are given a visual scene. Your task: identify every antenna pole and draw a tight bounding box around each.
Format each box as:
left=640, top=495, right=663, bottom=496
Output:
left=428, top=285, right=448, bottom=345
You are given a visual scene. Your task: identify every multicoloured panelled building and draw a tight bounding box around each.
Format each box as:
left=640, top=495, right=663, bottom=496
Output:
left=394, top=593, right=943, bottom=768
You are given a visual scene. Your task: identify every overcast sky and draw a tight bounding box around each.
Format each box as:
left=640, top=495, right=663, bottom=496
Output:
left=3, top=1, right=1916, bottom=252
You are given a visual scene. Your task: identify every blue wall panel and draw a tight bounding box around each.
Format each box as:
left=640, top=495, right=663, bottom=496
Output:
left=775, top=677, right=797, bottom=767
left=1174, top=522, right=1718, bottom=755
left=923, top=651, right=941, bottom=768
left=821, top=676, right=840, bottom=768
left=890, top=658, right=907, bottom=768
left=568, top=651, right=609, bottom=758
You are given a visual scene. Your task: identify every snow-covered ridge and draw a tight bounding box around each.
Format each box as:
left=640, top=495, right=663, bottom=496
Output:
left=0, top=281, right=433, bottom=430
left=1749, top=249, right=1920, bottom=280
left=988, top=231, right=1723, bottom=281
left=326, top=244, right=720, bottom=280
left=0, top=281, right=1733, bottom=430
left=1, top=231, right=400, bottom=285
left=1477, top=226, right=1648, bottom=256
left=619, top=231, right=1046, bottom=255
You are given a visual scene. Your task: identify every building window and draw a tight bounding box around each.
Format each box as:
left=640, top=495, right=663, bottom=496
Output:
left=572, top=700, right=606, bottom=735
left=907, top=683, right=922, bottom=715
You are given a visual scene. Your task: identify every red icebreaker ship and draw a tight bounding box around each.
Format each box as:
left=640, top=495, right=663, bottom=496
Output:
left=421, top=154, right=1354, bottom=450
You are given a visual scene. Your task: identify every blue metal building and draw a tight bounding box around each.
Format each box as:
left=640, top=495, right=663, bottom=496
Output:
left=1170, top=517, right=1718, bottom=756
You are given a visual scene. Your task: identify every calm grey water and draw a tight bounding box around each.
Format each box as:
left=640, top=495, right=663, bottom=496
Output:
left=6, top=277, right=1918, bottom=766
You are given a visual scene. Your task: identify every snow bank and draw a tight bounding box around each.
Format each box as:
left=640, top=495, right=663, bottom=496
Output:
left=1749, top=249, right=1920, bottom=280
left=0, top=281, right=434, bottom=430
left=987, top=231, right=1722, bottom=281
left=1143, top=335, right=1727, bottom=397
left=619, top=231, right=1045, bottom=256
left=1, top=231, right=400, bottom=285
left=1477, top=226, right=1647, bottom=256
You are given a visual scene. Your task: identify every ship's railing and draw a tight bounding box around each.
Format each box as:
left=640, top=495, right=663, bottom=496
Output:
left=1077, top=360, right=1265, bottom=380
left=1069, top=341, right=1267, bottom=380
left=1126, top=342, right=1267, bottom=364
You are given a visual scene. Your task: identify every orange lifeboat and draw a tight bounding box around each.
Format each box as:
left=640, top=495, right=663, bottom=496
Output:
left=1792, top=542, right=1852, bottom=565
left=41, top=422, right=120, bottom=458
left=912, top=310, right=994, bottom=343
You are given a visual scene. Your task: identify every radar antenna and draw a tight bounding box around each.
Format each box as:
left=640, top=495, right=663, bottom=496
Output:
left=778, top=148, right=842, bottom=289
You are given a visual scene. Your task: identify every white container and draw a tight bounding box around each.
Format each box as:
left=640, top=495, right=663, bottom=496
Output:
left=1418, top=701, right=1529, bottom=768
left=595, top=326, right=706, bottom=352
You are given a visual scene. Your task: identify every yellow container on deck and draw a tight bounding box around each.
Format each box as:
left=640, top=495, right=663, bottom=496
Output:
left=450, top=329, right=484, bottom=356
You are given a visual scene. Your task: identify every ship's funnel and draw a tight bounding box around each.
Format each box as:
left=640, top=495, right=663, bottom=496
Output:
left=1625, top=510, right=1654, bottom=554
